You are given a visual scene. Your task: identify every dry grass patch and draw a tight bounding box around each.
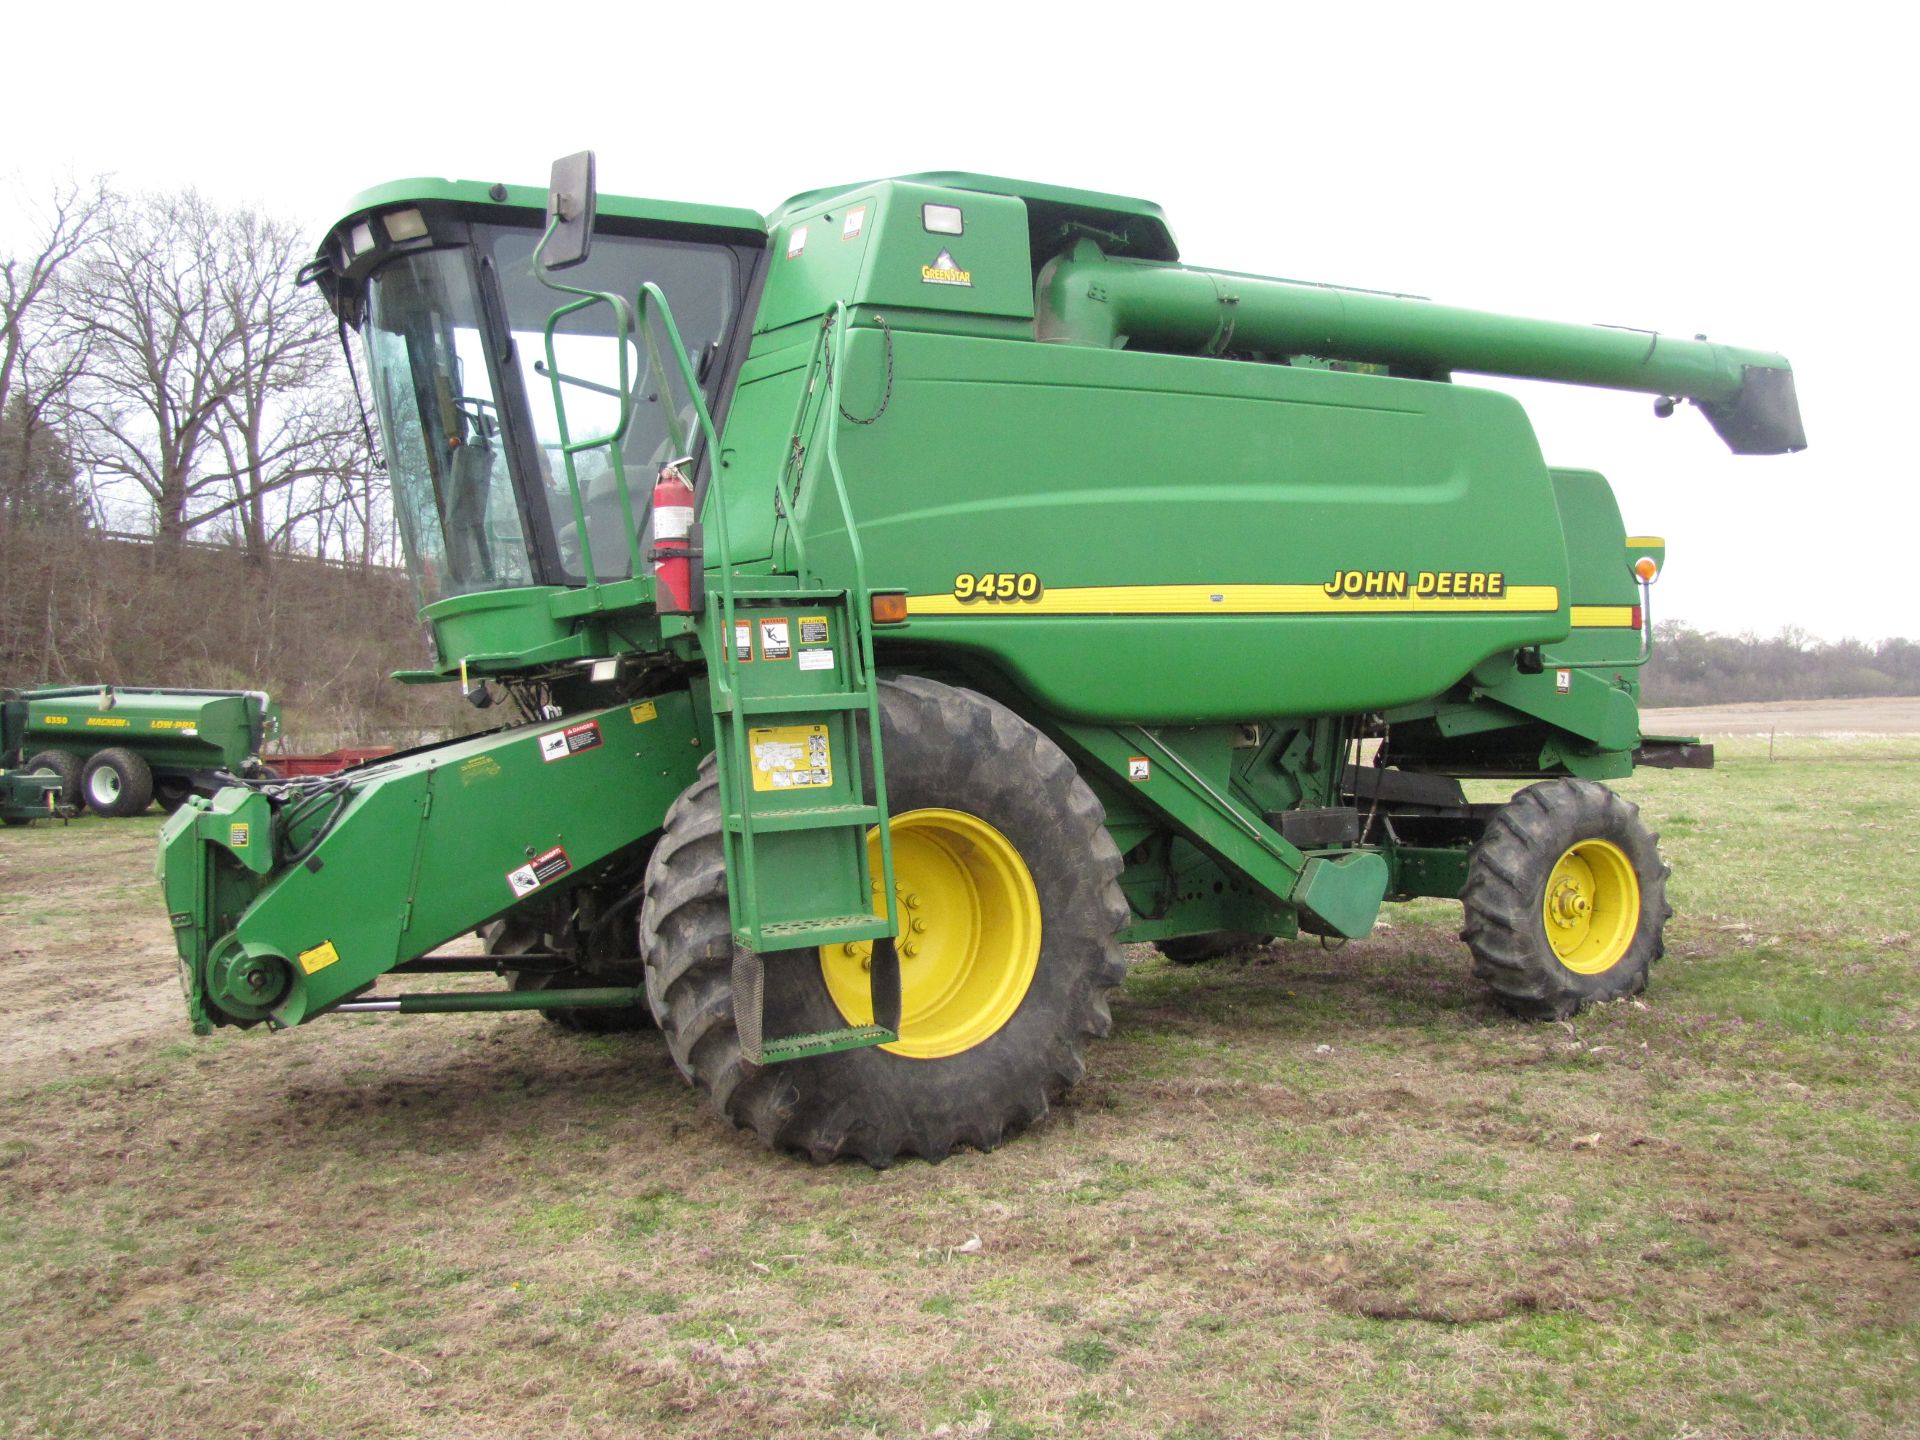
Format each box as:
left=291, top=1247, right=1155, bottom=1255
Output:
left=1, top=730, right=1916, bottom=1437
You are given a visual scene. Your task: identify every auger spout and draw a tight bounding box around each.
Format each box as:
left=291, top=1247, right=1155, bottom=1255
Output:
left=1035, top=239, right=1804, bottom=455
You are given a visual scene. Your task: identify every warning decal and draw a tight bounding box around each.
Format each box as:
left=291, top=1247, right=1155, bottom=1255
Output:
left=798, top=616, right=830, bottom=645
left=539, top=719, right=604, bottom=762
left=759, top=618, right=792, bottom=661
left=1127, top=757, right=1152, bottom=782
left=749, top=724, right=832, bottom=791
left=630, top=700, right=658, bottom=725
left=228, top=823, right=251, bottom=849
left=507, top=845, right=573, bottom=898
left=1555, top=669, right=1573, bottom=694
left=298, top=940, right=341, bottom=975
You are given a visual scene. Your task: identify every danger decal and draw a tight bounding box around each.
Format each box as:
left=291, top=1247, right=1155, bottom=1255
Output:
left=507, top=845, right=573, bottom=898
left=538, top=719, right=603, bottom=762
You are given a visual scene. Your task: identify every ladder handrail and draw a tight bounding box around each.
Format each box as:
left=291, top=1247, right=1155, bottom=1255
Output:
left=818, top=304, right=897, bottom=942
left=632, top=282, right=758, bottom=938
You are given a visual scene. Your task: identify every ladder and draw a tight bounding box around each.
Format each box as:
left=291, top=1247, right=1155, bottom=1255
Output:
left=691, top=302, right=901, bottom=1064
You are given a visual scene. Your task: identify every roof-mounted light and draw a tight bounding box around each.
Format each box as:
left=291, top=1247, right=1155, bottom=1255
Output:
left=922, top=204, right=964, bottom=235
left=382, top=208, right=429, bottom=243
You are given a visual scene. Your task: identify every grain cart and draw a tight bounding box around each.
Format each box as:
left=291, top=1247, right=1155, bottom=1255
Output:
left=157, top=156, right=1802, bottom=1163
left=15, top=685, right=280, bottom=817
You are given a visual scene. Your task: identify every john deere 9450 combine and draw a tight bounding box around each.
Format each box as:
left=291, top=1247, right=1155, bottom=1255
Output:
left=157, top=155, right=1802, bottom=1162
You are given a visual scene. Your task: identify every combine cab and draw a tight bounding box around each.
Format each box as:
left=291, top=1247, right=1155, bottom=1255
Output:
left=156, top=156, right=1801, bottom=1162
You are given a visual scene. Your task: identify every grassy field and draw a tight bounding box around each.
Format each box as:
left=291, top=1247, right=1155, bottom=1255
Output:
left=0, top=732, right=1915, bottom=1438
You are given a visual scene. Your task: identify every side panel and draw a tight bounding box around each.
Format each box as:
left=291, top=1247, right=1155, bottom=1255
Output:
left=194, top=692, right=703, bottom=1025
left=798, top=330, right=1573, bottom=722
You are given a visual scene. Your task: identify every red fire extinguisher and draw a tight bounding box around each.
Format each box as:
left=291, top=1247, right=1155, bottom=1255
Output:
left=649, top=461, right=700, bottom=614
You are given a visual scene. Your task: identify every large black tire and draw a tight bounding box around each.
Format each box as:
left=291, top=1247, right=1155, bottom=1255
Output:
left=1155, top=931, right=1274, bottom=965
left=1460, top=778, right=1670, bottom=1020
left=80, top=747, right=154, bottom=818
left=153, top=776, right=197, bottom=813
left=640, top=676, right=1128, bottom=1165
left=24, top=751, right=83, bottom=815
left=483, top=917, right=654, bottom=1034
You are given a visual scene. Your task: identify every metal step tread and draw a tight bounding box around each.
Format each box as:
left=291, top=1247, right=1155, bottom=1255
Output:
left=723, top=691, right=872, bottom=716
left=762, top=1024, right=897, bottom=1063
left=751, top=914, right=892, bottom=946
left=727, top=803, right=882, bottom=834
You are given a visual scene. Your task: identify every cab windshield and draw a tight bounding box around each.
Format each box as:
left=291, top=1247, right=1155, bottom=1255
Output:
left=363, top=228, right=742, bottom=603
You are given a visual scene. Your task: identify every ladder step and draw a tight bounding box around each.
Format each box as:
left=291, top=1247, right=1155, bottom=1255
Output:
left=726, top=804, right=881, bottom=834
left=761, top=1024, right=896, bottom=1063
left=755, top=914, right=892, bottom=947
left=728, top=691, right=870, bottom=717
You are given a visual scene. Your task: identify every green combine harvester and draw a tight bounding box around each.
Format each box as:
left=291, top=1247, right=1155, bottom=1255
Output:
left=6, top=685, right=280, bottom=817
left=157, top=155, right=1802, bottom=1162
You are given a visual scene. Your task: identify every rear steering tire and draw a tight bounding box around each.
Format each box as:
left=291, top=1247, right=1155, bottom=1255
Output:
left=80, top=748, right=154, bottom=818
left=639, top=676, right=1128, bottom=1165
left=1460, top=778, right=1669, bottom=1020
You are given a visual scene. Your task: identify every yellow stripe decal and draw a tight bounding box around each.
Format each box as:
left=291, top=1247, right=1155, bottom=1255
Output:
left=1570, top=605, right=1638, bottom=628
left=906, top=583, right=1560, bottom=618
left=1623, top=535, right=1664, bottom=549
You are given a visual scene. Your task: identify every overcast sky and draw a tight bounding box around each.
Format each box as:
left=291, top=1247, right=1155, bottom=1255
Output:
left=5, top=2, right=1910, bottom=641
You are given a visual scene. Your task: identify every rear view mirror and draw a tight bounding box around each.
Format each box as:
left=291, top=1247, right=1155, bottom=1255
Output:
left=542, top=151, right=597, bottom=270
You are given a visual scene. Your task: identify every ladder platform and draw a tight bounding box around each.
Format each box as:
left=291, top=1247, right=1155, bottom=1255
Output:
left=761, top=1023, right=896, bottom=1063
left=727, top=803, right=881, bottom=835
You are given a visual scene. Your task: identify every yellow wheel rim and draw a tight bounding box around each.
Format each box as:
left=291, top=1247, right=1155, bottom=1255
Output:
left=819, top=808, right=1041, bottom=1059
left=1541, top=838, right=1640, bottom=975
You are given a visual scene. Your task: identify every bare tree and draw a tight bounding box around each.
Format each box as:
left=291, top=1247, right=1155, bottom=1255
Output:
left=0, top=176, right=109, bottom=530
left=63, top=189, right=250, bottom=551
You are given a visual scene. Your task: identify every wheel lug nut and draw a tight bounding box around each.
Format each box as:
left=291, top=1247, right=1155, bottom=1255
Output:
left=910, top=917, right=927, bottom=933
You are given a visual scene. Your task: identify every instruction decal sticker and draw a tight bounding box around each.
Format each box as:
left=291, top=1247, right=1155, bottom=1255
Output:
left=539, top=719, right=604, bottom=762
left=749, top=724, right=832, bottom=791
left=734, top=620, right=753, bottom=663
left=759, top=618, right=792, bottom=661
left=629, top=700, right=658, bottom=725
left=227, top=823, right=251, bottom=849
left=797, top=648, right=835, bottom=672
left=798, top=615, right=830, bottom=645
left=297, top=940, right=341, bottom=975
left=507, top=845, right=573, bottom=899
left=921, top=249, right=972, bottom=287
left=459, top=754, right=502, bottom=786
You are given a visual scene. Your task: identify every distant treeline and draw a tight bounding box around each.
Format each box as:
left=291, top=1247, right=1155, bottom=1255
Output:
left=1641, top=622, right=1920, bottom=708
left=0, top=520, right=467, bottom=749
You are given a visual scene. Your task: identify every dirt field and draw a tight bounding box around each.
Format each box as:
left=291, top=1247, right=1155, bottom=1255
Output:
left=1, top=708, right=1916, bottom=1438
left=1642, top=694, right=1920, bottom=735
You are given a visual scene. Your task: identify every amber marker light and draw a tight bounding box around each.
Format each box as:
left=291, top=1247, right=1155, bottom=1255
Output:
left=1633, top=556, right=1659, bottom=583
left=871, top=592, right=909, bottom=625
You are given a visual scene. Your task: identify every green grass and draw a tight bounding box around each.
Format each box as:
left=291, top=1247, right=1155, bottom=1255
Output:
left=0, top=737, right=1916, bottom=1436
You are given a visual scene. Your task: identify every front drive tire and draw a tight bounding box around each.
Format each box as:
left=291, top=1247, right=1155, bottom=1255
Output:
left=1460, top=778, right=1670, bottom=1020
left=81, top=748, right=154, bottom=818
left=639, top=676, right=1129, bottom=1165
